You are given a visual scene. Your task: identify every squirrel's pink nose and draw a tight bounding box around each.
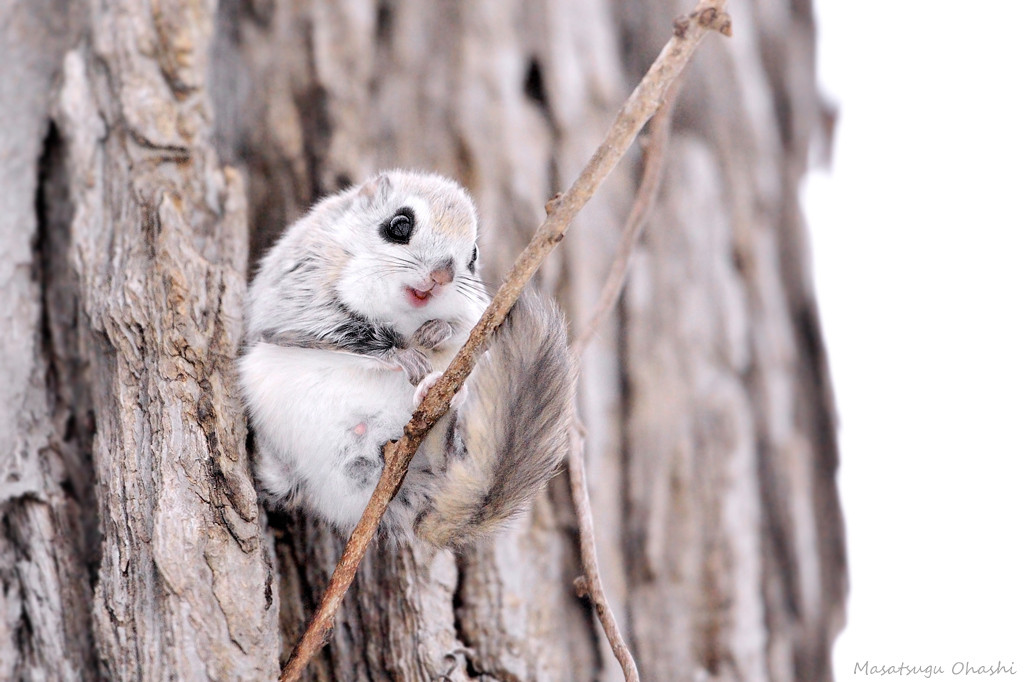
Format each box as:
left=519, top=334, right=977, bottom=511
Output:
left=430, top=264, right=454, bottom=286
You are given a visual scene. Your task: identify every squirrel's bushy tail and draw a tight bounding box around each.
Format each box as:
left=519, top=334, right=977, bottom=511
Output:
left=414, top=291, right=578, bottom=549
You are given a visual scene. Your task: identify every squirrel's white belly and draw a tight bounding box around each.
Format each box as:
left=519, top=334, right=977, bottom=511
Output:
left=238, top=342, right=416, bottom=527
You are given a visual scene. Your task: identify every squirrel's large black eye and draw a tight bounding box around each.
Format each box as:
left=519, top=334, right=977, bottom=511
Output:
left=380, top=207, right=415, bottom=244
left=467, top=245, right=479, bottom=273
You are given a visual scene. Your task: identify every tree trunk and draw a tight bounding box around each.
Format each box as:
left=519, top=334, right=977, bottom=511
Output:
left=1, top=0, right=845, bottom=680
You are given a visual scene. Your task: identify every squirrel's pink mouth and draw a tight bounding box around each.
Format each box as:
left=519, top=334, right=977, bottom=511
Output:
left=405, top=286, right=433, bottom=308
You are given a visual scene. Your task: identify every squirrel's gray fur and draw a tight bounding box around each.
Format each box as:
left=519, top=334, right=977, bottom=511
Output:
left=237, top=170, right=577, bottom=548
left=416, top=290, right=576, bottom=547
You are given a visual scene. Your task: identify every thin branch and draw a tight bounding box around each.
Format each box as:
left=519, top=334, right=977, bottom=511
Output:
left=564, top=77, right=682, bottom=682
left=569, top=425, right=641, bottom=680
left=571, top=75, right=681, bottom=356
left=279, top=4, right=731, bottom=680
left=567, top=6, right=731, bottom=681
left=575, top=3, right=733, bottom=355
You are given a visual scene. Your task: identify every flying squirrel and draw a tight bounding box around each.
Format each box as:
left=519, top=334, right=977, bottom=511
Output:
left=237, top=170, right=577, bottom=548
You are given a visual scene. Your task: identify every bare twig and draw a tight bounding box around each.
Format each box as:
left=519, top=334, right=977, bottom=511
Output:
left=566, top=5, right=730, bottom=681
left=575, top=3, right=733, bottom=355
left=563, top=76, right=682, bottom=682
left=279, top=4, right=731, bottom=680
left=571, top=76, right=681, bottom=355
left=569, top=425, right=640, bottom=679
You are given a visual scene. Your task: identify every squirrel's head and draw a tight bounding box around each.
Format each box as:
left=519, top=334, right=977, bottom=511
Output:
left=309, top=170, right=487, bottom=330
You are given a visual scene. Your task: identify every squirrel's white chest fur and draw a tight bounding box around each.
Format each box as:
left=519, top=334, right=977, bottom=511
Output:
left=238, top=342, right=451, bottom=529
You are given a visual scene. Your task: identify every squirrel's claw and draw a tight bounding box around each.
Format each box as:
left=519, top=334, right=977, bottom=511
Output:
left=384, top=347, right=432, bottom=384
left=411, top=319, right=454, bottom=350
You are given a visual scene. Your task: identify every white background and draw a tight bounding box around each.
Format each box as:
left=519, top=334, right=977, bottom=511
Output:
left=804, top=2, right=1024, bottom=680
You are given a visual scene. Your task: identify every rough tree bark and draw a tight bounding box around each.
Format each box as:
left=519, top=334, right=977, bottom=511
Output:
left=1, top=0, right=844, bottom=680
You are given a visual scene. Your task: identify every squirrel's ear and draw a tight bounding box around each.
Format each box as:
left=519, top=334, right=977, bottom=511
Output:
left=358, top=173, right=392, bottom=204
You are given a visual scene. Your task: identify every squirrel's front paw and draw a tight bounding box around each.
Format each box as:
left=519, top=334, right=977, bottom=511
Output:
left=413, top=371, right=468, bottom=411
left=384, top=347, right=432, bottom=384
left=411, top=319, right=454, bottom=350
